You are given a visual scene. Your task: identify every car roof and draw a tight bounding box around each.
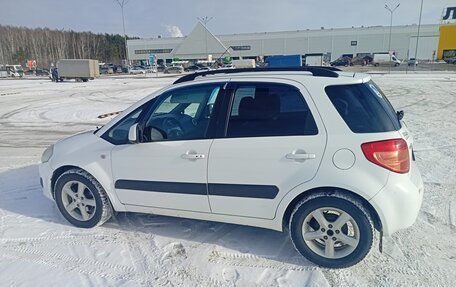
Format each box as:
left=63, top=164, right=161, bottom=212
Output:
left=173, top=69, right=370, bottom=87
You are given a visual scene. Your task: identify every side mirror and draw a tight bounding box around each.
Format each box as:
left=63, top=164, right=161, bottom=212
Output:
left=128, top=123, right=139, bottom=143
left=396, top=110, right=404, bottom=121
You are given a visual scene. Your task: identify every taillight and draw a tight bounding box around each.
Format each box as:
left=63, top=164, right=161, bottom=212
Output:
left=361, top=139, right=410, bottom=173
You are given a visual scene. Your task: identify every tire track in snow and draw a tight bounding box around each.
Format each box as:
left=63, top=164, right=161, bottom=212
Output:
left=0, top=246, right=138, bottom=282
left=208, top=250, right=317, bottom=272
left=0, top=234, right=106, bottom=244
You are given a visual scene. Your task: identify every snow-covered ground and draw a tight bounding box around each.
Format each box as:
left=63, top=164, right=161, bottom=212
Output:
left=0, top=74, right=455, bottom=286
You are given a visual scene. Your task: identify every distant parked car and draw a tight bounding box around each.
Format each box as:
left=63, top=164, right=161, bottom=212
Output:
left=185, top=65, right=202, bottom=72
left=407, top=58, right=419, bottom=67
left=157, top=64, right=167, bottom=72
left=197, top=67, right=211, bottom=72
left=445, top=57, right=456, bottom=64
left=330, top=57, right=352, bottom=67
left=144, top=65, right=158, bottom=73
left=164, top=66, right=184, bottom=74
left=129, top=67, right=146, bottom=75
left=351, top=56, right=372, bottom=66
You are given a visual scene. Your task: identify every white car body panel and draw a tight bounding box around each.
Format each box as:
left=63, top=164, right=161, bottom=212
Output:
left=39, top=71, right=423, bottom=236
left=207, top=78, right=327, bottom=219
left=111, top=139, right=213, bottom=212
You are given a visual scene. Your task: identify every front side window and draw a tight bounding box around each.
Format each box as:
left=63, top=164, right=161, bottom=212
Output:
left=102, top=102, right=150, bottom=145
left=142, top=84, right=221, bottom=142
left=226, top=83, right=318, bottom=138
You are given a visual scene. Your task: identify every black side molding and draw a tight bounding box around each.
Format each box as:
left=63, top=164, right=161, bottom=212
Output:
left=115, top=180, right=207, bottom=195
left=115, top=180, right=279, bottom=199
left=208, top=183, right=279, bottom=199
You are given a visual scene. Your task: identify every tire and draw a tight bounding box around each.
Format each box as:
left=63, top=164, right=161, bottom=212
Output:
left=82, top=78, right=88, bottom=82
left=289, top=192, right=374, bottom=268
left=54, top=169, right=112, bottom=228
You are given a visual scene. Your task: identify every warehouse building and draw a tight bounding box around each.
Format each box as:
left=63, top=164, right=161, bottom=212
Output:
left=127, top=22, right=456, bottom=64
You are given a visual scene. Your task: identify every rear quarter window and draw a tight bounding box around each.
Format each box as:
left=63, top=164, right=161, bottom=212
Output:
left=325, top=81, right=401, bottom=133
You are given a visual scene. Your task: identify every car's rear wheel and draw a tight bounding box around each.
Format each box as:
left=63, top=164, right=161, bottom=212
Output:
left=289, top=193, right=374, bottom=268
left=54, top=169, right=112, bottom=228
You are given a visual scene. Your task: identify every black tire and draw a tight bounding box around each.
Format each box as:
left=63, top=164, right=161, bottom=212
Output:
left=289, top=192, right=374, bottom=268
left=82, top=78, right=88, bottom=82
left=54, top=169, right=112, bottom=228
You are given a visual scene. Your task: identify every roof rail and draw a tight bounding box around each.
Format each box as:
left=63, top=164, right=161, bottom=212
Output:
left=173, top=66, right=341, bottom=84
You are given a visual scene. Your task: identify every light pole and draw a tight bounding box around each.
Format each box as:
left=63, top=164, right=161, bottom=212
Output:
left=197, top=16, right=213, bottom=61
left=115, top=0, right=131, bottom=66
left=413, top=0, right=424, bottom=70
left=385, top=3, right=400, bottom=73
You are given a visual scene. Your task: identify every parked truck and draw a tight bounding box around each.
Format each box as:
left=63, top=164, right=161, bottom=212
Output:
left=266, top=55, right=302, bottom=67
left=56, top=59, right=100, bottom=82
left=304, top=54, right=324, bottom=66
left=231, top=59, right=256, bottom=69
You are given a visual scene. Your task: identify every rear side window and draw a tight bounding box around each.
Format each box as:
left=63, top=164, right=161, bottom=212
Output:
left=226, top=83, right=318, bottom=138
left=325, top=81, right=401, bottom=133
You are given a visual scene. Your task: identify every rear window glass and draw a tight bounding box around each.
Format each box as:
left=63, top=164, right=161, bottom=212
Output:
left=325, top=81, right=401, bottom=133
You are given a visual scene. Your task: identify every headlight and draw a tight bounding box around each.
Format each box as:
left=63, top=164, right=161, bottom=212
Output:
left=41, top=145, right=54, bottom=163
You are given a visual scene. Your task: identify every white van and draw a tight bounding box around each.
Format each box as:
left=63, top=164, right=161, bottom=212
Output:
left=5, top=65, right=24, bottom=77
left=372, top=54, right=401, bottom=67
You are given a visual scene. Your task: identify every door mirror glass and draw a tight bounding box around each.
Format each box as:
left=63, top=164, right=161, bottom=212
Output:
left=128, top=123, right=138, bottom=143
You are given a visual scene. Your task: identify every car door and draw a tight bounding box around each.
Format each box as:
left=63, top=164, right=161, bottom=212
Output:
left=207, top=80, right=327, bottom=219
left=110, top=83, right=225, bottom=212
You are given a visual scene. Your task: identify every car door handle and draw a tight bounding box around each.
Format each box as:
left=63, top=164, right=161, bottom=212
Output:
left=181, top=151, right=205, bottom=160
left=286, top=151, right=316, bottom=160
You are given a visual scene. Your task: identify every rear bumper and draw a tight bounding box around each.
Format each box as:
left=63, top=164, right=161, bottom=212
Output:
left=369, top=164, right=424, bottom=236
left=39, top=162, right=54, bottom=200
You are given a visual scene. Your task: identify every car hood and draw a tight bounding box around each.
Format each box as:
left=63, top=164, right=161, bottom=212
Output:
left=50, top=130, right=110, bottom=169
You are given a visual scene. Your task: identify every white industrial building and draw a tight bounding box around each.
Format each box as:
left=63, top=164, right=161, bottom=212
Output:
left=127, top=22, right=440, bottom=64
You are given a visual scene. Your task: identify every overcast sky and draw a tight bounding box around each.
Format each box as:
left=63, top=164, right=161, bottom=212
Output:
left=1, top=0, right=454, bottom=38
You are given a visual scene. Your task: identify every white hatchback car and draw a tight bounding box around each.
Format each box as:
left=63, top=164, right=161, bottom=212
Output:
left=39, top=67, right=423, bottom=268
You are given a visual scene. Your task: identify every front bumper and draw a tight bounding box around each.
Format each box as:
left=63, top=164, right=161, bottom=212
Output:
left=369, top=163, right=424, bottom=236
left=39, top=162, right=54, bottom=200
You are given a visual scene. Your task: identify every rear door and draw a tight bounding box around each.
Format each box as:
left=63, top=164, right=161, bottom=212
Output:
left=207, top=80, right=327, bottom=219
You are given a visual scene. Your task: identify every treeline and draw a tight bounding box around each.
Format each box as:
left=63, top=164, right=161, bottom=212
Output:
left=0, top=25, right=134, bottom=68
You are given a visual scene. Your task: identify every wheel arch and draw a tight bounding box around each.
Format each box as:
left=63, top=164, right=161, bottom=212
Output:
left=281, top=187, right=382, bottom=232
left=50, top=163, right=125, bottom=212
left=51, top=165, right=81, bottom=199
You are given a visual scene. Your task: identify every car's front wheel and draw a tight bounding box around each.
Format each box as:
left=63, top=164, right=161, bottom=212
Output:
left=54, top=169, right=112, bottom=228
left=289, top=192, right=374, bottom=268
